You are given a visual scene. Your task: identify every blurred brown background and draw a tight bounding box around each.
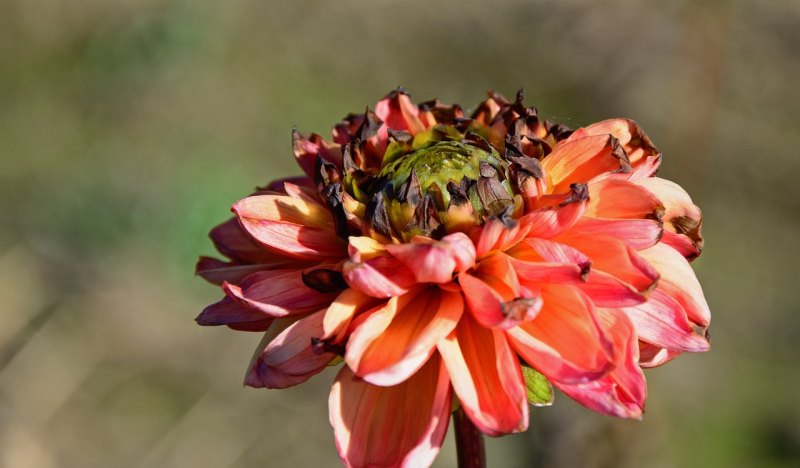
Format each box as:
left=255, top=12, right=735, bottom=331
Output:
left=1, top=0, right=798, bottom=467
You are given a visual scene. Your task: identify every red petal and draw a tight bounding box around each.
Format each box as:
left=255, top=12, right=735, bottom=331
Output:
left=345, top=288, right=463, bottom=386
left=223, top=269, right=337, bottom=317
left=329, top=355, right=451, bottom=468
left=507, top=285, right=614, bottom=385
left=437, top=315, right=528, bottom=436
left=245, top=312, right=334, bottom=388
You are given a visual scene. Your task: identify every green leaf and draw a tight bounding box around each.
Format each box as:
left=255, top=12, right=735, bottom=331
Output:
left=521, top=365, right=554, bottom=407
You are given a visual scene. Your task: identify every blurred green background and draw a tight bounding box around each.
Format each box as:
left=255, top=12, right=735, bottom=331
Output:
left=1, top=0, right=798, bottom=466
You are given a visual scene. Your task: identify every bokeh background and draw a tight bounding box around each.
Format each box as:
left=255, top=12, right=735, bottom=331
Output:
left=1, top=0, right=799, bottom=466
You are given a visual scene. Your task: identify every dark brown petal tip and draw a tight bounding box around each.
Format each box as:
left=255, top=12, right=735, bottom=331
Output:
left=501, top=297, right=541, bottom=321
left=477, top=176, right=513, bottom=216
left=406, top=193, right=444, bottom=237
left=311, top=337, right=345, bottom=356
left=397, top=170, right=422, bottom=206
left=302, top=268, right=348, bottom=293
left=365, top=192, right=393, bottom=238
left=561, top=183, right=589, bottom=207
left=609, top=136, right=632, bottom=173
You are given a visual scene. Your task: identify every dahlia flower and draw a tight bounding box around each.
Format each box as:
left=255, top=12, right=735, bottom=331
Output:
left=196, top=88, right=709, bottom=467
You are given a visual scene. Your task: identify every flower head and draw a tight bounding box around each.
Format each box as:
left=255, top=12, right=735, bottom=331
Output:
left=197, top=88, right=710, bottom=467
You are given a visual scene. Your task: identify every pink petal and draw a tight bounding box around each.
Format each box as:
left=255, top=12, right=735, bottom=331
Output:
left=292, top=129, right=343, bottom=179
left=245, top=312, right=334, bottom=388
left=577, top=270, right=647, bottom=308
left=329, top=354, right=451, bottom=468
left=385, top=233, right=476, bottom=284
left=343, top=253, right=418, bottom=298
left=555, top=310, right=646, bottom=419
left=637, top=177, right=704, bottom=260
left=195, top=257, right=272, bottom=286
left=223, top=269, right=337, bottom=317
left=374, top=89, right=426, bottom=138
left=209, top=217, right=291, bottom=264
left=345, top=287, right=463, bottom=386
left=437, top=315, right=528, bottom=436
left=570, top=217, right=662, bottom=251
left=195, top=296, right=273, bottom=331
left=639, top=243, right=711, bottom=327
left=508, top=238, right=591, bottom=284
left=639, top=342, right=682, bottom=368
left=507, top=285, right=614, bottom=385
left=233, top=194, right=346, bottom=260
left=622, top=289, right=710, bottom=352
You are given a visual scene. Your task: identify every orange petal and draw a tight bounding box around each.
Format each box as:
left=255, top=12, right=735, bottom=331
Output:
left=519, top=183, right=589, bottom=239
left=329, top=354, right=451, bottom=468
left=459, top=271, right=542, bottom=329
left=322, top=288, right=385, bottom=344
left=555, top=310, right=646, bottom=419
left=569, top=216, right=662, bottom=251
left=507, top=285, right=614, bottom=385
left=473, top=217, right=532, bottom=258
left=577, top=118, right=659, bottom=167
left=554, top=232, right=660, bottom=294
left=345, top=288, right=463, bottom=386
left=245, top=312, right=334, bottom=388
left=542, top=134, right=630, bottom=192
left=586, top=179, right=664, bottom=221
left=437, top=315, right=528, bottom=436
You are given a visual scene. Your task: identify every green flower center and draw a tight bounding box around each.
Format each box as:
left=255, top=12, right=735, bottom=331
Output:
left=378, top=140, right=500, bottom=196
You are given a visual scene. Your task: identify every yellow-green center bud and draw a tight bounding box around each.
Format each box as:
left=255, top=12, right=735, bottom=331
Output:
left=361, top=129, right=520, bottom=240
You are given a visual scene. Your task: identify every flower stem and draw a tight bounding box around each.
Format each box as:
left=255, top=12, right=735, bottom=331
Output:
left=454, top=406, right=486, bottom=468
